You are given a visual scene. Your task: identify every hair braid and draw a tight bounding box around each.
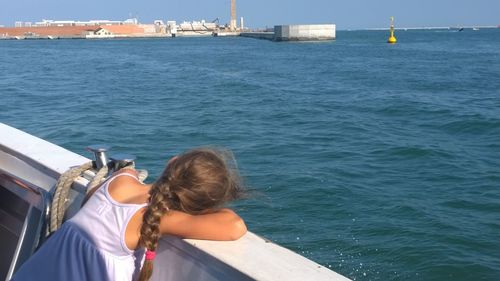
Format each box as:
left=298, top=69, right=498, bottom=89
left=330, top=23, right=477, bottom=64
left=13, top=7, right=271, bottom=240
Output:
left=136, top=147, right=246, bottom=281
left=137, top=182, right=171, bottom=281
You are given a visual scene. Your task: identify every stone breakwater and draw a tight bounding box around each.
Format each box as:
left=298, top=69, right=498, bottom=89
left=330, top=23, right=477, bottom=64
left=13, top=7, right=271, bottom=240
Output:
left=0, top=24, right=167, bottom=39
left=241, top=24, right=336, bottom=41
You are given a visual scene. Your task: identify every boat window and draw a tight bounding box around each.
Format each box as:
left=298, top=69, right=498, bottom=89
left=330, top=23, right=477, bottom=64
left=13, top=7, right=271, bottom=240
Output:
left=0, top=186, right=30, bottom=280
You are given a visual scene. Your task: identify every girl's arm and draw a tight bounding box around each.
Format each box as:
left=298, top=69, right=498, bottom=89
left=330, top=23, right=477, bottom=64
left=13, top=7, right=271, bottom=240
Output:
left=159, top=208, right=247, bottom=241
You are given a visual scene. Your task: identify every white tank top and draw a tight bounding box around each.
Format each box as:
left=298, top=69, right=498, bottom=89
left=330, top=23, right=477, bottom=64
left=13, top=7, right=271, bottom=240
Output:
left=70, top=173, right=148, bottom=256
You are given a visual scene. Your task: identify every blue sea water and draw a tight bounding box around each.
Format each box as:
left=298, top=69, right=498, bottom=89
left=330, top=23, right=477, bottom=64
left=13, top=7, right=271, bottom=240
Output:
left=1, top=29, right=500, bottom=280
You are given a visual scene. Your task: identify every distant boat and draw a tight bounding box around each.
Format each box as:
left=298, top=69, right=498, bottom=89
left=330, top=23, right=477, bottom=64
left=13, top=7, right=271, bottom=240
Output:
left=458, top=27, right=464, bottom=32
left=472, top=27, right=479, bottom=31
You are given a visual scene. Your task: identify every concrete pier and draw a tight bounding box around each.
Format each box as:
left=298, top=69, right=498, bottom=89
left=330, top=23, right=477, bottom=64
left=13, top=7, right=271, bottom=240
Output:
left=241, top=24, right=336, bottom=42
left=239, top=31, right=274, bottom=40
left=275, top=24, right=335, bottom=41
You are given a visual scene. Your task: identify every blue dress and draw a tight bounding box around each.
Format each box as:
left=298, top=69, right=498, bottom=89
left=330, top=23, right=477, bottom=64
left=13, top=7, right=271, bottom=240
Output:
left=12, top=174, right=147, bottom=281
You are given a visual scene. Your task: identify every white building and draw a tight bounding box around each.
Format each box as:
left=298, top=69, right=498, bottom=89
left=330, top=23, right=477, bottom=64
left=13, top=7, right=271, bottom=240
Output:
left=85, top=28, right=115, bottom=39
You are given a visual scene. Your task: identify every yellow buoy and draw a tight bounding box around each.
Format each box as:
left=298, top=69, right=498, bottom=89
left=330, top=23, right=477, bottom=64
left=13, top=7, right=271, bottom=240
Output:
left=388, top=16, right=397, bottom=44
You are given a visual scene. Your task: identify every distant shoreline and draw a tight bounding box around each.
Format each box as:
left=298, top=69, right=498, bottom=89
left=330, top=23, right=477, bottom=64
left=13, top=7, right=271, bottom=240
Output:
left=1, top=24, right=498, bottom=41
left=342, top=25, right=499, bottom=31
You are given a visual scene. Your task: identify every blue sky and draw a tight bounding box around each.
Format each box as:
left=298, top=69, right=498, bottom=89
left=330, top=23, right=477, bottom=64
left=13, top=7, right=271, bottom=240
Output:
left=1, top=0, right=499, bottom=29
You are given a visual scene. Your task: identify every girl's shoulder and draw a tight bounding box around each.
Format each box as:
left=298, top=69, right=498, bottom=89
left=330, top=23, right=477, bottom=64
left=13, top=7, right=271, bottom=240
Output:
left=107, top=170, right=150, bottom=204
left=111, top=168, right=140, bottom=180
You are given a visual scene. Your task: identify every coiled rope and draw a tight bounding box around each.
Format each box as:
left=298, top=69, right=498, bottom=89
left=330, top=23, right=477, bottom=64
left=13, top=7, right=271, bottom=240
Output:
left=49, top=161, right=148, bottom=233
left=50, top=161, right=96, bottom=233
left=86, top=164, right=110, bottom=193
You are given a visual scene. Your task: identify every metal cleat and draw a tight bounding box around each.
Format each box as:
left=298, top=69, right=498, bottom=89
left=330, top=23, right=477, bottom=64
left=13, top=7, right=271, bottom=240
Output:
left=85, top=145, right=111, bottom=169
left=109, top=153, right=136, bottom=171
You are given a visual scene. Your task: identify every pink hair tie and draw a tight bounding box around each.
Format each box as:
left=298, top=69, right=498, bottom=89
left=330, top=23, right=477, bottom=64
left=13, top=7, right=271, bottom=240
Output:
left=145, top=250, right=156, bottom=261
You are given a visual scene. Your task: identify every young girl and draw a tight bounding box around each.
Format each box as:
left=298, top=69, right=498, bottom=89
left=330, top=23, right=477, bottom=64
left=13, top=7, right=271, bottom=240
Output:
left=12, top=147, right=247, bottom=281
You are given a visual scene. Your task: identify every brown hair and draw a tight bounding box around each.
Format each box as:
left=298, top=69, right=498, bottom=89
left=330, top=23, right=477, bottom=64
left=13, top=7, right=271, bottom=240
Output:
left=137, top=147, right=245, bottom=281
